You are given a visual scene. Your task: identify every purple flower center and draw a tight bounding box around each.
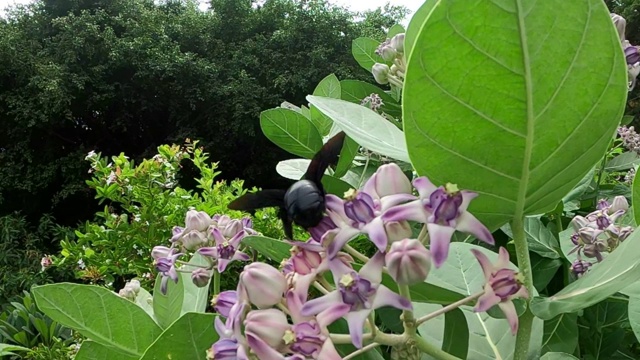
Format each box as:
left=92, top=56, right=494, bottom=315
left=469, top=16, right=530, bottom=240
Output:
left=290, top=321, right=325, bottom=356
left=338, top=272, right=376, bottom=311
left=211, top=338, right=239, bottom=360
left=595, top=214, right=610, bottom=229
left=571, top=260, right=592, bottom=277
left=626, top=46, right=640, bottom=65
left=344, top=192, right=377, bottom=226
left=217, top=243, right=235, bottom=259
left=429, top=188, right=463, bottom=225
left=155, top=257, right=173, bottom=273
left=570, top=233, right=580, bottom=245
left=489, top=269, right=522, bottom=300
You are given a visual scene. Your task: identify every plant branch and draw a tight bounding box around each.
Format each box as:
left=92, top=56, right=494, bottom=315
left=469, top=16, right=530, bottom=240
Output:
left=343, top=244, right=370, bottom=264
left=415, top=291, right=484, bottom=326
left=213, top=269, right=220, bottom=295
left=398, top=284, right=416, bottom=336
left=344, top=342, right=381, bottom=360
left=510, top=216, right=534, bottom=360
left=413, top=335, right=462, bottom=360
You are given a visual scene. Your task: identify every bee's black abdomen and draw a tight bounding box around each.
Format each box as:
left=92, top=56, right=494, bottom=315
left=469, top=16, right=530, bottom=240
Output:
left=284, top=180, right=326, bottom=229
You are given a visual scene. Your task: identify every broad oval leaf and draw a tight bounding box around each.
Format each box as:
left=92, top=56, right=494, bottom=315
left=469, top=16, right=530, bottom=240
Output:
left=403, top=0, right=628, bottom=231
left=633, top=166, right=640, bottom=225
left=153, top=268, right=185, bottom=329
left=442, top=308, right=469, bottom=359
left=351, top=37, right=385, bottom=71
left=307, top=95, right=410, bottom=162
left=541, top=353, right=579, bottom=360
left=260, top=108, right=323, bottom=159
left=313, top=73, right=341, bottom=99
left=605, top=151, right=640, bottom=171
left=242, top=235, right=292, bottom=264
left=32, top=283, right=162, bottom=358
left=340, top=80, right=401, bottom=118
left=140, top=313, right=218, bottom=360
left=541, top=313, right=578, bottom=355
left=276, top=159, right=311, bottom=180
left=501, top=217, right=562, bottom=259
left=531, top=224, right=640, bottom=319
left=75, top=341, right=138, bottom=360
left=180, top=252, right=213, bottom=314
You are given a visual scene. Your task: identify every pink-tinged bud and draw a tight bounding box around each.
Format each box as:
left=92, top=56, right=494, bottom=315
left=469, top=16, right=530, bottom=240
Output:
left=240, top=262, right=287, bottom=308
left=385, top=220, right=413, bottom=243
left=211, top=290, right=238, bottom=317
left=151, top=245, right=174, bottom=260
left=244, top=309, right=290, bottom=349
left=372, top=63, right=390, bottom=84
left=181, top=230, right=207, bottom=251
left=610, top=196, right=629, bottom=214
left=185, top=209, right=211, bottom=232
left=287, top=246, right=322, bottom=275
left=390, top=33, right=405, bottom=53
left=191, top=268, right=211, bottom=288
left=386, top=239, right=431, bottom=285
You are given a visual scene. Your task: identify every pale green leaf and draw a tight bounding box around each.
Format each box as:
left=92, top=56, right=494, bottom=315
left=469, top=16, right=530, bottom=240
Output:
left=153, top=269, right=184, bottom=329
left=387, top=24, right=405, bottom=38
left=628, top=296, right=640, bottom=343
left=405, top=0, right=438, bottom=58
left=32, top=283, right=162, bottom=358
left=260, top=108, right=323, bottom=159
left=352, top=37, right=385, bottom=71
left=313, top=73, right=341, bottom=99
left=501, top=217, right=562, bottom=259
left=540, top=353, right=579, bottom=360
left=541, top=313, right=578, bottom=355
left=605, top=152, right=640, bottom=171
left=180, top=252, right=213, bottom=314
left=306, top=96, right=410, bottom=162
left=562, top=166, right=595, bottom=204
left=140, top=313, right=218, bottom=360
left=276, top=159, right=311, bottom=180
left=134, top=287, right=155, bottom=320
left=633, top=166, right=640, bottom=225
left=0, top=343, right=30, bottom=357
left=403, top=0, right=628, bottom=231
left=339, top=80, right=401, bottom=118
left=241, top=235, right=291, bottom=263
left=74, top=341, right=138, bottom=360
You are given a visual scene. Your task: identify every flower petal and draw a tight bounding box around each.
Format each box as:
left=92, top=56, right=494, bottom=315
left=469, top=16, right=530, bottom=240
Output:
left=344, top=310, right=371, bottom=348
left=458, top=190, right=479, bottom=212
left=229, top=230, right=247, bottom=247
left=470, top=249, right=494, bottom=280
left=358, top=251, right=385, bottom=285
left=198, top=246, right=218, bottom=258
left=218, top=259, right=231, bottom=273
left=412, top=177, right=438, bottom=198
left=498, top=301, right=519, bottom=335
left=455, top=211, right=494, bottom=245
left=318, top=339, right=343, bottom=360
left=245, top=332, right=286, bottom=360
left=427, top=223, right=455, bottom=268
left=210, top=227, right=226, bottom=246
left=364, top=163, right=412, bottom=198
left=232, top=251, right=250, bottom=262
left=474, top=287, right=500, bottom=313
left=326, top=227, right=361, bottom=259
left=379, top=193, right=418, bottom=211
left=495, top=246, right=510, bottom=269
left=301, top=291, right=343, bottom=317
left=364, top=217, right=388, bottom=253
left=371, top=285, right=412, bottom=311
left=382, top=201, right=427, bottom=223
left=316, top=303, right=351, bottom=329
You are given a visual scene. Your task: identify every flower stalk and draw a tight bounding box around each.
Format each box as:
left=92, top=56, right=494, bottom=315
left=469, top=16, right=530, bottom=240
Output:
left=510, top=216, right=535, bottom=360
left=415, top=291, right=484, bottom=326
left=213, top=269, right=221, bottom=296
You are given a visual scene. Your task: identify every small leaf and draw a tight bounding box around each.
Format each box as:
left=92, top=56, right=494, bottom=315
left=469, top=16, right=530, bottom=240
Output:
left=531, top=226, right=640, bottom=320
left=307, top=95, right=410, bottom=162
left=180, top=252, right=213, bottom=314
left=0, top=343, right=31, bottom=357
left=313, top=73, right=341, bottom=99
left=260, top=108, right=324, bottom=159
left=541, top=313, right=578, bottom=355
left=351, top=37, right=385, bottom=72
left=578, top=300, right=628, bottom=359
left=276, top=159, right=311, bottom=180
left=340, top=80, right=401, bottom=118
left=387, top=24, right=405, bottom=39
left=74, top=341, right=138, bottom=360
left=140, top=313, right=218, bottom=360
left=622, top=115, right=635, bottom=125
left=32, top=283, right=162, bottom=358
left=241, top=235, right=292, bottom=263
left=442, top=308, right=469, bottom=359
left=501, top=217, right=562, bottom=259
left=605, top=152, right=640, bottom=171
left=153, top=270, right=185, bottom=329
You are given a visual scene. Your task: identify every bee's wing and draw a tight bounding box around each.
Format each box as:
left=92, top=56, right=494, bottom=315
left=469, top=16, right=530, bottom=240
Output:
left=227, top=189, right=286, bottom=211
left=303, top=131, right=346, bottom=185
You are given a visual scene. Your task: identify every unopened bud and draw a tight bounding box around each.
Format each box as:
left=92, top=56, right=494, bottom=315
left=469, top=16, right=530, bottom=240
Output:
left=610, top=195, right=630, bottom=214
left=244, top=309, right=289, bottom=348
left=385, top=221, right=413, bottom=243
left=185, top=209, right=211, bottom=232
left=211, top=290, right=238, bottom=317
left=379, top=45, right=397, bottom=62
left=386, top=239, right=431, bottom=285
left=191, top=268, right=211, bottom=288
left=240, top=262, right=287, bottom=308
left=390, top=33, right=405, bottom=53
left=125, top=279, right=141, bottom=294
left=181, top=230, right=207, bottom=251
left=372, top=63, right=390, bottom=85
left=118, top=287, right=136, bottom=301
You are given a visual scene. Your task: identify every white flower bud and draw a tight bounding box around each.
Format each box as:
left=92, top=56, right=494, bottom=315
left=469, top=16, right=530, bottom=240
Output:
left=240, top=262, right=287, bottom=309
left=385, top=239, right=431, bottom=285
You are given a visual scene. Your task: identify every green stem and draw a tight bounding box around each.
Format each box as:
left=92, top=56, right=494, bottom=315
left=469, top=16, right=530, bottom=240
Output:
left=415, top=291, right=484, bottom=326
left=593, top=154, right=608, bottom=207
left=213, top=269, right=220, bottom=296
left=413, top=335, right=461, bottom=360
left=343, top=244, right=370, bottom=264
left=511, top=216, right=534, bottom=360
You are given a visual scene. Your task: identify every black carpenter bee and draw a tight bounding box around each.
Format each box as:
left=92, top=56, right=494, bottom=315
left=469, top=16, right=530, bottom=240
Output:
left=228, top=131, right=347, bottom=239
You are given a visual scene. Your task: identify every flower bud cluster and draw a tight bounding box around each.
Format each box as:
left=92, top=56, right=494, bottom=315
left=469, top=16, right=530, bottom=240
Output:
left=372, top=33, right=406, bottom=88
left=618, top=125, right=640, bottom=155
left=117, top=279, right=141, bottom=301
left=611, top=13, right=640, bottom=91
left=568, top=196, right=635, bottom=277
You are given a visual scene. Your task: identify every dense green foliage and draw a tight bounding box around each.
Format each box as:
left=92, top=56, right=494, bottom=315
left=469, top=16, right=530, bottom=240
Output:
left=0, top=0, right=406, bottom=227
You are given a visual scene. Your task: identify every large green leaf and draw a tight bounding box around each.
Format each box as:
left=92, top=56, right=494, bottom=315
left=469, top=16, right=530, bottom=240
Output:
left=153, top=268, right=184, bottom=329
left=352, top=37, right=385, bottom=72
left=74, top=341, right=138, bottom=360
left=530, top=254, right=562, bottom=292
left=339, top=80, right=401, bottom=118
left=541, top=313, right=578, bottom=355
left=32, top=283, right=162, bottom=358
left=260, top=108, right=323, bottom=159
left=501, top=217, right=562, bottom=259
left=242, top=235, right=292, bottom=263
left=633, top=167, right=640, bottom=225
left=628, top=295, right=640, bottom=343
left=334, top=136, right=359, bottom=178
left=562, top=167, right=595, bottom=204
left=405, top=0, right=438, bottom=58
left=420, top=243, right=543, bottom=359
left=530, top=226, right=640, bottom=319
left=180, top=252, right=213, bottom=314
left=604, top=151, right=640, bottom=171
left=442, top=308, right=469, bottom=359
left=578, top=300, right=628, bottom=359
left=403, top=0, right=628, bottom=231
left=140, top=313, right=218, bottom=360
left=307, top=96, right=410, bottom=162
left=540, top=353, right=579, bottom=360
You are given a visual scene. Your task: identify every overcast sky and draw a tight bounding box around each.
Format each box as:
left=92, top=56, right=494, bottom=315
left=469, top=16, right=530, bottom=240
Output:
left=0, top=0, right=424, bottom=19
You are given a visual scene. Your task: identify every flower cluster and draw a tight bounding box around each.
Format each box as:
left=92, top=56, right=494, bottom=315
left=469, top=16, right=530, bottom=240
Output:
left=618, top=125, right=640, bottom=155
left=611, top=13, right=640, bottom=91
left=568, top=196, right=634, bottom=277
left=151, top=211, right=257, bottom=294
left=117, top=279, right=141, bottom=301
left=372, top=33, right=405, bottom=88
left=360, top=93, right=384, bottom=112
left=199, top=163, right=525, bottom=359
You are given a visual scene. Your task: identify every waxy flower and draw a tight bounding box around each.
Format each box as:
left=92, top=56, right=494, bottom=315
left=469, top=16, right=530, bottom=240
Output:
left=471, top=247, right=528, bottom=335
left=185, top=209, right=211, bottom=232
left=371, top=63, right=390, bottom=84
left=198, top=227, right=249, bottom=272
left=181, top=230, right=208, bottom=251
left=390, top=33, right=405, bottom=53
left=571, top=259, right=593, bottom=278
left=151, top=246, right=183, bottom=294
left=191, top=268, right=211, bottom=287
left=385, top=239, right=431, bottom=285
left=323, top=163, right=415, bottom=259
left=301, top=252, right=412, bottom=348
left=240, top=262, right=287, bottom=309
left=383, top=177, right=494, bottom=267
left=282, top=243, right=323, bottom=276
left=211, top=290, right=238, bottom=317
left=244, top=309, right=290, bottom=349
